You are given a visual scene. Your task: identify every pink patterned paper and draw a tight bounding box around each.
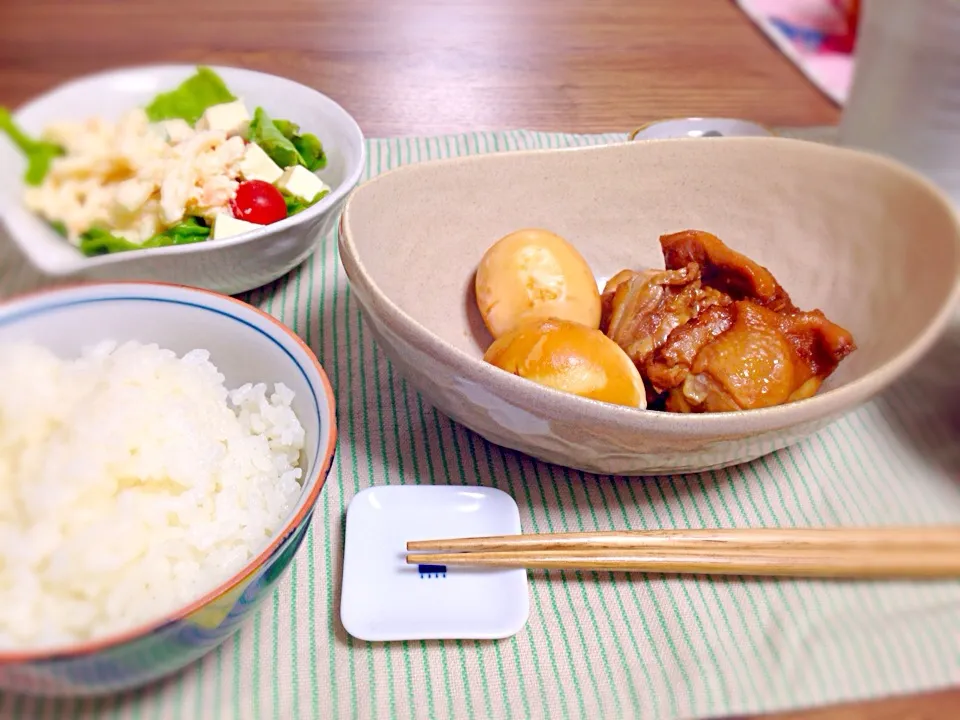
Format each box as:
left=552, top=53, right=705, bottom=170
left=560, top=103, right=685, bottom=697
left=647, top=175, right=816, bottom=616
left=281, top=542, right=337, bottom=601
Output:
left=735, top=0, right=856, bottom=105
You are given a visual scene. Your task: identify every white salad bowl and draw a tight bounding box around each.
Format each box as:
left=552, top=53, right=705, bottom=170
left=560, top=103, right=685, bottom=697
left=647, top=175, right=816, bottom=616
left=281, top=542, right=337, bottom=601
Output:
left=0, top=65, right=365, bottom=295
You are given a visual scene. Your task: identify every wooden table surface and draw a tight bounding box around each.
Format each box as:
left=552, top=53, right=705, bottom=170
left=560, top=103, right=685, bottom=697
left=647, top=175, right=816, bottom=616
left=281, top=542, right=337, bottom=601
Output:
left=0, top=0, right=954, bottom=718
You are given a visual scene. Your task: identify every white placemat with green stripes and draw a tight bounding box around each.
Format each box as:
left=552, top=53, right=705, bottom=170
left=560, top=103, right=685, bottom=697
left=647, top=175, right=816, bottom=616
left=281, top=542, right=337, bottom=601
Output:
left=0, top=129, right=958, bottom=720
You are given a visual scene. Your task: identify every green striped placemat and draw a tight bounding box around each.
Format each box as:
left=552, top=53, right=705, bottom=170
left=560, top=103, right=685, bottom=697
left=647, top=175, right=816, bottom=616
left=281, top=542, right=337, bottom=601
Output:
left=0, top=129, right=958, bottom=720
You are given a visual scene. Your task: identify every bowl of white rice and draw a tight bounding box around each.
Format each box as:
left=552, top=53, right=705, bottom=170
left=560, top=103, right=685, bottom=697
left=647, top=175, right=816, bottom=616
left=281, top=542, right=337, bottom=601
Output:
left=0, top=281, right=337, bottom=696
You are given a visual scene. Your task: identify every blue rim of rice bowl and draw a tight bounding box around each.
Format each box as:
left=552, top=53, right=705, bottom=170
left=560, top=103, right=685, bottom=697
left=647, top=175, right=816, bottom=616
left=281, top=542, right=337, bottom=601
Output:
left=0, top=291, right=331, bottom=661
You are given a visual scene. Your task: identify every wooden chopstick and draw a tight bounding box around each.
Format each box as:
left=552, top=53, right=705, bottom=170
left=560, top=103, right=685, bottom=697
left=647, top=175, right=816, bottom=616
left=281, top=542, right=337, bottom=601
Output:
left=405, top=527, right=960, bottom=579
left=406, top=527, right=960, bottom=552
left=405, top=547, right=960, bottom=578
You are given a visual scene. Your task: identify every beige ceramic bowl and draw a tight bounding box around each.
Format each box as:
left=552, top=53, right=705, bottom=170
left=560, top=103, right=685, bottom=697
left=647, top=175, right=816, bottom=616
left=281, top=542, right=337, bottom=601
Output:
left=339, top=138, right=960, bottom=476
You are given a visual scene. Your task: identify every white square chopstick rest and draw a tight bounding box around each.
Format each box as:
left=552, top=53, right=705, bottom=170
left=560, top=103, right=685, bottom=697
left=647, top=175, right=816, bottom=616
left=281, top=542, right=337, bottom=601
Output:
left=340, top=485, right=530, bottom=642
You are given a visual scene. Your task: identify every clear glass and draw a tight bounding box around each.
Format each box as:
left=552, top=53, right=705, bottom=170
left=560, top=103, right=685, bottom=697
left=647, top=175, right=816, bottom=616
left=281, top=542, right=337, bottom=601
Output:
left=839, top=0, right=960, bottom=203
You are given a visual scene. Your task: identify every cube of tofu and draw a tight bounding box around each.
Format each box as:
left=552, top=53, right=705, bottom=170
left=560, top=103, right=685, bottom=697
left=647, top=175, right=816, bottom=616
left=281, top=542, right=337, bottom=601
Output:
left=213, top=213, right=262, bottom=240
left=158, top=118, right=195, bottom=143
left=276, top=165, right=328, bottom=202
left=238, top=143, right=284, bottom=184
left=196, top=100, right=251, bottom=137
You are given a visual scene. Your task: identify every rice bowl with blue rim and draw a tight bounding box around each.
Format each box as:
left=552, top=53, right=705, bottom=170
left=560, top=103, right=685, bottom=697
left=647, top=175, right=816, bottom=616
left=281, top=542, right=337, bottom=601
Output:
left=0, top=282, right=337, bottom=696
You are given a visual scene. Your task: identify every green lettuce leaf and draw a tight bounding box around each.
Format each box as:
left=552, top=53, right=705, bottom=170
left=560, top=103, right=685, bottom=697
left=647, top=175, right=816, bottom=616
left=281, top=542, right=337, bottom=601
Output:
left=79, top=228, right=144, bottom=256
left=291, top=132, right=326, bottom=171
left=282, top=188, right=329, bottom=216
left=248, top=109, right=327, bottom=171
left=273, top=119, right=299, bottom=138
left=148, top=216, right=211, bottom=245
left=79, top=218, right=210, bottom=256
left=276, top=117, right=327, bottom=171
left=0, top=107, right=64, bottom=185
left=144, top=67, right=236, bottom=125
left=246, top=107, right=302, bottom=168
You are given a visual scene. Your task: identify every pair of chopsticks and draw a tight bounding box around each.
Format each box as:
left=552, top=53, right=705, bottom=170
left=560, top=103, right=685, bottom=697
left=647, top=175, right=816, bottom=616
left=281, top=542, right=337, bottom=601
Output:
left=406, top=527, right=960, bottom=579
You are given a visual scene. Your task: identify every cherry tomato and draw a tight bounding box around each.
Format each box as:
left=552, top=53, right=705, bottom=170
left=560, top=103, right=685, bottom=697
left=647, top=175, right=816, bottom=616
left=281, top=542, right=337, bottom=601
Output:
left=231, top=180, right=287, bottom=225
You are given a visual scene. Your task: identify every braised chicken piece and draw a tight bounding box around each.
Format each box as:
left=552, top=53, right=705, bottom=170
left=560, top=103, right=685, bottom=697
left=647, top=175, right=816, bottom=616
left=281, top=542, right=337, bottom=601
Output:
left=601, top=230, right=856, bottom=413
left=659, top=229, right=795, bottom=313
left=602, top=264, right=729, bottom=362
left=642, top=303, right=735, bottom=396
left=601, top=263, right=732, bottom=406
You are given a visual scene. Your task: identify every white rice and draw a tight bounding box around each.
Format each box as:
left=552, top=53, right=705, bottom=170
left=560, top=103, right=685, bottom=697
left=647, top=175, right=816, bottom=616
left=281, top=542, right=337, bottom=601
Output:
left=0, top=340, right=306, bottom=650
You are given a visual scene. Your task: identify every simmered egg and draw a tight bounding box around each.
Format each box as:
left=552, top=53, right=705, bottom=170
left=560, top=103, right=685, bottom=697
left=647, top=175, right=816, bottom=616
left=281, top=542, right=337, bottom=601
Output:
left=475, top=228, right=602, bottom=339
left=483, top=318, right=647, bottom=408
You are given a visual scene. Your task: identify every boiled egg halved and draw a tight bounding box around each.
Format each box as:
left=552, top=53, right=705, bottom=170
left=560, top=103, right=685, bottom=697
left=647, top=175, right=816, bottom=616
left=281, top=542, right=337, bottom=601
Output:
left=483, top=318, right=647, bottom=409
left=475, top=228, right=602, bottom=339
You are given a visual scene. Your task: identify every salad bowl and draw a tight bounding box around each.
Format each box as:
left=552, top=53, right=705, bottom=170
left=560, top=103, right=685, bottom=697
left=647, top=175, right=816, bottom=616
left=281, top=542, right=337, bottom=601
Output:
left=0, top=65, right=365, bottom=295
